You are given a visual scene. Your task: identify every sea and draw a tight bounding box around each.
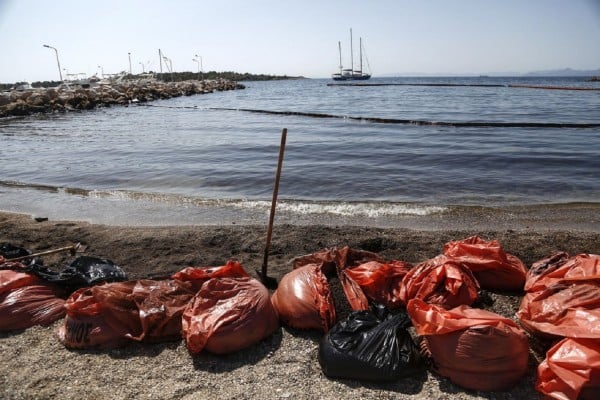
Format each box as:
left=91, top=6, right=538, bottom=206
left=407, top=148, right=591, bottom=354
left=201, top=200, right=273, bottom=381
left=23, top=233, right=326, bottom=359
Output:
left=1, top=76, right=599, bottom=228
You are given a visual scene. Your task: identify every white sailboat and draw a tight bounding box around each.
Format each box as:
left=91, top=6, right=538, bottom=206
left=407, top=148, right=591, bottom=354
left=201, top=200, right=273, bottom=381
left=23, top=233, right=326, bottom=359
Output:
left=332, top=28, right=371, bottom=81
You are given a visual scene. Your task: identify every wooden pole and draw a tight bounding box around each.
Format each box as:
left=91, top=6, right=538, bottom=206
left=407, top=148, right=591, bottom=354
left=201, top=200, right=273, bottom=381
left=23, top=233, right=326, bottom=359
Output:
left=260, top=128, right=287, bottom=287
left=6, top=243, right=81, bottom=262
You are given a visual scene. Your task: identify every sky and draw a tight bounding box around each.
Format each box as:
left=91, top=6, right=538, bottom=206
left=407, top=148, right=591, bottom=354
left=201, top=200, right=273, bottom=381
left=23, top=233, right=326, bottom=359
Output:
left=0, top=0, right=599, bottom=83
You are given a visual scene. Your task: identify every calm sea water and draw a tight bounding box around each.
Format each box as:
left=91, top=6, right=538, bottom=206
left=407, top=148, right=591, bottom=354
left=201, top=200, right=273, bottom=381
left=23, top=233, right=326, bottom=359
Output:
left=1, top=76, right=599, bottom=226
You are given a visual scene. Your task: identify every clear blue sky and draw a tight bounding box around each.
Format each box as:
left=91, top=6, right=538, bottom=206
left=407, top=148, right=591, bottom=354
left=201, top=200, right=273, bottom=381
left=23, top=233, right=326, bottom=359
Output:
left=1, top=0, right=599, bottom=83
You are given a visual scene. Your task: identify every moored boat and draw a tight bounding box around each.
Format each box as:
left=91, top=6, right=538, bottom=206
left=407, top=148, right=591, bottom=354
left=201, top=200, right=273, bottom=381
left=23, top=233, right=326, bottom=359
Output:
left=332, top=29, right=371, bottom=81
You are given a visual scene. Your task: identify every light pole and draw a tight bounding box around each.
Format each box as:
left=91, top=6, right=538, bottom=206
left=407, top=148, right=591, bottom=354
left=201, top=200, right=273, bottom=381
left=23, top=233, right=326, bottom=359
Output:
left=128, top=52, right=132, bottom=75
left=139, top=62, right=145, bottom=73
left=97, top=65, right=104, bottom=79
left=195, top=54, right=203, bottom=81
left=43, top=44, right=63, bottom=81
left=162, top=56, right=173, bottom=81
left=192, top=58, right=200, bottom=80
left=158, top=49, right=163, bottom=74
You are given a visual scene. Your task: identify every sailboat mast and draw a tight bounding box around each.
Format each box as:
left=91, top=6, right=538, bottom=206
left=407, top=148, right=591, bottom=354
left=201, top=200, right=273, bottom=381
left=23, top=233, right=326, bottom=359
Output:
left=350, top=28, right=354, bottom=74
left=359, top=37, right=363, bottom=74
left=338, top=41, right=343, bottom=75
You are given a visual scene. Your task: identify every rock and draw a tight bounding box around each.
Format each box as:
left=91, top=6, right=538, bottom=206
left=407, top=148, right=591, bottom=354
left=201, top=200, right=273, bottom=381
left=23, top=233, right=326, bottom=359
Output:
left=0, top=78, right=243, bottom=118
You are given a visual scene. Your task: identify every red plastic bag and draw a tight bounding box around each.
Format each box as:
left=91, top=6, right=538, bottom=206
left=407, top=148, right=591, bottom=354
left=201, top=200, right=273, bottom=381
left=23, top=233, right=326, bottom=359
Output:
left=58, top=279, right=196, bottom=349
left=182, top=277, right=279, bottom=354
left=536, top=338, right=600, bottom=400
left=399, top=255, right=479, bottom=309
left=0, top=267, right=40, bottom=296
left=342, top=260, right=412, bottom=310
left=0, top=284, right=66, bottom=331
left=271, top=264, right=336, bottom=332
left=525, top=253, right=600, bottom=292
left=443, top=236, right=527, bottom=291
left=518, top=253, right=600, bottom=339
left=518, top=282, right=600, bottom=339
left=407, top=299, right=529, bottom=392
left=289, top=246, right=387, bottom=312
left=171, top=260, right=249, bottom=290
left=292, top=246, right=384, bottom=272
left=0, top=267, right=66, bottom=331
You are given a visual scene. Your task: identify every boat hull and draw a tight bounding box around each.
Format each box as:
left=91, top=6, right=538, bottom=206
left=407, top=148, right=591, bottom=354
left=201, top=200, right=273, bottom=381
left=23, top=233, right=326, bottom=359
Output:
left=331, top=73, right=371, bottom=81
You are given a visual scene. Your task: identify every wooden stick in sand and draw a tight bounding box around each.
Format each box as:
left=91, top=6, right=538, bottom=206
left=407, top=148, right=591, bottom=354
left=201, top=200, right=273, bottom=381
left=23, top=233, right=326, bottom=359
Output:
left=6, top=243, right=82, bottom=262
left=258, top=128, right=287, bottom=289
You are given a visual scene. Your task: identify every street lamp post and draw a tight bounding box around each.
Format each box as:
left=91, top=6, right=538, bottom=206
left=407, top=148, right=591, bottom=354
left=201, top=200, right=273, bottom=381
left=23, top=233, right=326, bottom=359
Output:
left=158, top=49, right=163, bottom=74
left=139, top=62, right=145, bottom=73
left=195, top=54, right=203, bottom=81
left=43, top=44, right=63, bottom=81
left=192, top=58, right=200, bottom=80
left=162, top=56, right=173, bottom=81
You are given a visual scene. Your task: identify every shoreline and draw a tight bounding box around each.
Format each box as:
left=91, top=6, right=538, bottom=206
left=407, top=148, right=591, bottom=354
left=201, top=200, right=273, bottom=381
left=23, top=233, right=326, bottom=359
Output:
left=1, top=211, right=599, bottom=399
left=1, top=186, right=599, bottom=231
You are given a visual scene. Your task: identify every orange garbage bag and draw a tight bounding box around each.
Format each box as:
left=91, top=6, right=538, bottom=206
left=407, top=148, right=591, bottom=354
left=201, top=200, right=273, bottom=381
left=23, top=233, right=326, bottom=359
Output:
left=407, top=299, right=529, bottom=392
left=518, top=282, right=600, bottom=339
left=171, top=260, right=250, bottom=290
left=518, top=253, right=600, bottom=339
left=1, top=265, right=41, bottom=295
left=342, top=260, right=412, bottom=310
left=58, top=279, right=196, bottom=349
left=399, top=255, right=479, bottom=309
left=524, top=252, right=600, bottom=292
left=536, top=338, right=600, bottom=400
left=182, top=277, right=279, bottom=355
left=0, top=265, right=66, bottom=331
left=0, top=283, right=66, bottom=331
left=291, top=246, right=384, bottom=273
left=289, top=246, right=386, bottom=312
left=443, top=236, right=527, bottom=291
left=271, top=264, right=336, bottom=332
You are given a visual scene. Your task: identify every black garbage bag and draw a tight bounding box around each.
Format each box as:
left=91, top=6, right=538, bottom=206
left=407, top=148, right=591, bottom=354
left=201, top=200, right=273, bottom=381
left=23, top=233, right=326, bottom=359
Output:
left=318, top=304, right=425, bottom=382
left=0, top=243, right=31, bottom=259
left=25, top=256, right=127, bottom=291
left=0, top=243, right=44, bottom=269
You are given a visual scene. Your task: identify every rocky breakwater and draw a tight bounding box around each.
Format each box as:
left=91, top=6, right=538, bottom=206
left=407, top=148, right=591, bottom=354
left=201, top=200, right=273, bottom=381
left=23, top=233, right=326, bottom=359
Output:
left=0, top=79, right=244, bottom=118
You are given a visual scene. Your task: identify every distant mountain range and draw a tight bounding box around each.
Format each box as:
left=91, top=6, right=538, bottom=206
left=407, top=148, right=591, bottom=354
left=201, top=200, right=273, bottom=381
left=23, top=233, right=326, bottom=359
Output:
left=381, top=68, right=600, bottom=77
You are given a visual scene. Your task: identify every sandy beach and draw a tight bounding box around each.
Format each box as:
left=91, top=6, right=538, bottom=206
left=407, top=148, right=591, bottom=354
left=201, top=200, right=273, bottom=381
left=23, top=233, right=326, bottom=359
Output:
left=1, top=210, right=599, bottom=399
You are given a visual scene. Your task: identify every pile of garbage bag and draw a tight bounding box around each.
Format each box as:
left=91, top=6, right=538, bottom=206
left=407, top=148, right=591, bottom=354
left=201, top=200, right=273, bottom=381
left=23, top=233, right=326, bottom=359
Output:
left=58, top=260, right=280, bottom=354
left=58, top=278, right=196, bottom=348
left=2, top=237, right=599, bottom=398
left=275, top=237, right=599, bottom=397
left=1, top=244, right=127, bottom=331
left=517, top=252, right=600, bottom=399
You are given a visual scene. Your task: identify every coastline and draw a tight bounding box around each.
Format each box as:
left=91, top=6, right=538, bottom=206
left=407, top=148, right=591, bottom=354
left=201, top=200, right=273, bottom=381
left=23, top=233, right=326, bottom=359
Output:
left=1, top=181, right=599, bottom=231
left=1, top=210, right=599, bottom=399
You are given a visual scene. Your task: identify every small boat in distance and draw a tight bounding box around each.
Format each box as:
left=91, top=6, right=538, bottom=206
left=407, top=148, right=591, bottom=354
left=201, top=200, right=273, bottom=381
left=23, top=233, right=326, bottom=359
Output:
left=332, top=28, right=371, bottom=81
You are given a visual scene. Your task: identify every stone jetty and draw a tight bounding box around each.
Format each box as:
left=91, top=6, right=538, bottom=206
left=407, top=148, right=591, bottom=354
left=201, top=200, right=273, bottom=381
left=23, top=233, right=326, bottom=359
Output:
left=0, top=78, right=244, bottom=118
